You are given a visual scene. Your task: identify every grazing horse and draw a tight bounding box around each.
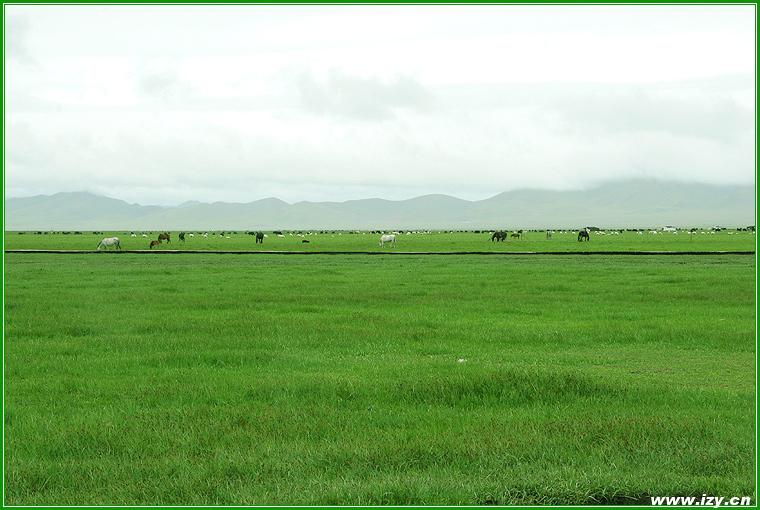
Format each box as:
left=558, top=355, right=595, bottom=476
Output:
left=491, top=231, right=507, bottom=242
left=255, top=232, right=264, bottom=244
left=578, top=229, right=590, bottom=242
left=149, top=240, right=162, bottom=249
left=178, top=232, right=185, bottom=242
left=510, top=231, right=521, bottom=239
left=97, top=237, right=121, bottom=250
left=158, top=232, right=170, bottom=243
left=379, top=234, right=396, bottom=247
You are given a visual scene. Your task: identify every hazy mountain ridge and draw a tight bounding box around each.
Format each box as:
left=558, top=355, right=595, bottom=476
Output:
left=5, top=181, right=755, bottom=230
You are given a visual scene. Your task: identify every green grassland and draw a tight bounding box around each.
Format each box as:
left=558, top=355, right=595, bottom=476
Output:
left=4, top=229, right=757, bottom=252
left=4, top=253, right=756, bottom=505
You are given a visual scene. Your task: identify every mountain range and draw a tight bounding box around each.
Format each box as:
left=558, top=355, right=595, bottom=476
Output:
left=5, top=180, right=755, bottom=230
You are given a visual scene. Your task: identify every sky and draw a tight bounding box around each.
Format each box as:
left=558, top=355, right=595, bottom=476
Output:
left=4, top=5, right=756, bottom=206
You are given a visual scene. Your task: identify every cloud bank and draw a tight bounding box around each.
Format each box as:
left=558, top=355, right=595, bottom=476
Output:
left=5, top=5, right=755, bottom=205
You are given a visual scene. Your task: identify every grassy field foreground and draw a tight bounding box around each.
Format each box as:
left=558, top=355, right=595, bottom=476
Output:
left=4, top=254, right=756, bottom=505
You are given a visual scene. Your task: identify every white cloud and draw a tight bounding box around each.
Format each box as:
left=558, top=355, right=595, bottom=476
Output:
left=4, top=5, right=756, bottom=205
left=5, top=15, right=33, bottom=64
left=297, top=71, right=432, bottom=120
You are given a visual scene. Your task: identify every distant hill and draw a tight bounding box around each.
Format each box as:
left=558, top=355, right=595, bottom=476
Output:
left=5, top=180, right=755, bottom=230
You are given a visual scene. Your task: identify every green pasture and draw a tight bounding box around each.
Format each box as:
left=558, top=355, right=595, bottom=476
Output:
left=4, top=229, right=757, bottom=252
left=4, top=253, right=756, bottom=505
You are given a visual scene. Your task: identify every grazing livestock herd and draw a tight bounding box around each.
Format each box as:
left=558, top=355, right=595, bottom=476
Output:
left=75, top=225, right=750, bottom=252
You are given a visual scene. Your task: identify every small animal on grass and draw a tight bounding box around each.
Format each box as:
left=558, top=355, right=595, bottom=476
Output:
left=379, top=234, right=396, bottom=247
left=491, top=231, right=507, bottom=242
left=178, top=232, right=185, bottom=242
left=510, top=231, right=521, bottom=239
left=578, top=229, right=590, bottom=242
left=302, top=239, right=310, bottom=243
left=158, top=232, right=171, bottom=243
left=149, top=240, right=162, bottom=249
left=256, top=232, right=264, bottom=244
left=546, top=230, right=552, bottom=240
left=97, top=237, right=121, bottom=250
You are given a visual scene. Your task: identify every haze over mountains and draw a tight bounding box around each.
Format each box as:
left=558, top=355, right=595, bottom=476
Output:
left=5, top=180, right=755, bottom=231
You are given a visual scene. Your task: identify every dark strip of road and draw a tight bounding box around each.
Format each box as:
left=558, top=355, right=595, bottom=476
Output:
left=4, top=250, right=756, bottom=256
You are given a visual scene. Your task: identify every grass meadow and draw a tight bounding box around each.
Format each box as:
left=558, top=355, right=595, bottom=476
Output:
left=3, top=252, right=756, bottom=505
left=5, top=229, right=757, bottom=252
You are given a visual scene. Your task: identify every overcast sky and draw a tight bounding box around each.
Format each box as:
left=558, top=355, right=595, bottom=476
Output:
left=5, top=5, right=756, bottom=205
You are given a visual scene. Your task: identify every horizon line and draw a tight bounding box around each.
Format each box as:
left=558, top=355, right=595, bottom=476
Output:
left=5, top=178, right=754, bottom=208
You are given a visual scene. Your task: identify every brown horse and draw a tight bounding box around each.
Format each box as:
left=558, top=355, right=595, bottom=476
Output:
left=149, top=240, right=162, bottom=249
left=158, top=232, right=171, bottom=243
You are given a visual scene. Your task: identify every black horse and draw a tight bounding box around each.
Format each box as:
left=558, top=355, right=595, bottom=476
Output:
left=510, top=231, right=522, bottom=239
left=578, top=230, right=590, bottom=242
left=255, top=232, right=264, bottom=244
left=178, top=232, right=185, bottom=242
left=491, top=231, right=507, bottom=242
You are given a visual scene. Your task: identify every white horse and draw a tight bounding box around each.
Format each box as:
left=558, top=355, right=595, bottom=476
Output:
left=379, top=234, right=396, bottom=247
left=97, top=237, right=121, bottom=250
